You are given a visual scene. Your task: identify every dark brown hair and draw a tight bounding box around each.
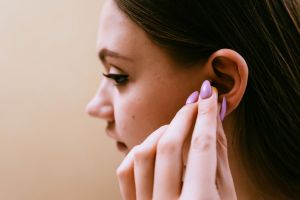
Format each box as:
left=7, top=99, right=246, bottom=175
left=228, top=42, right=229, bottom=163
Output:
left=114, top=0, right=300, bottom=199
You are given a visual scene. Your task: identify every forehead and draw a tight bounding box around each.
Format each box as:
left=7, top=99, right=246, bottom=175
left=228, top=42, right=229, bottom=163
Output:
left=96, top=0, right=151, bottom=58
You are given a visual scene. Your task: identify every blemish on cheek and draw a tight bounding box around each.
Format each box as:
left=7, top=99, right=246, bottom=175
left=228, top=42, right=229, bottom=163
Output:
left=131, top=115, right=136, bottom=119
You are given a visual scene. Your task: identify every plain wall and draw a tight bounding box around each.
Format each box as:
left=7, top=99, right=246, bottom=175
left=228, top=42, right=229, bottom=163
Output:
left=0, top=0, right=123, bottom=199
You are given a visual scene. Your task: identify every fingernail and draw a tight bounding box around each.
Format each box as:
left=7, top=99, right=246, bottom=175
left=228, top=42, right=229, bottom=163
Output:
left=212, top=86, right=218, bottom=94
left=220, top=96, right=227, bottom=121
left=185, top=91, right=199, bottom=104
left=200, top=80, right=212, bottom=99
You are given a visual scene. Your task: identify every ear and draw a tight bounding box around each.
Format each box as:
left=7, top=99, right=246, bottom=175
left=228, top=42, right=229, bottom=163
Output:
left=204, top=49, right=249, bottom=116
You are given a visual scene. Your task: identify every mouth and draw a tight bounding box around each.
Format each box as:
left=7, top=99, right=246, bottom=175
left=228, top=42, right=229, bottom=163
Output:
left=106, top=129, right=128, bottom=153
left=116, top=141, right=128, bottom=152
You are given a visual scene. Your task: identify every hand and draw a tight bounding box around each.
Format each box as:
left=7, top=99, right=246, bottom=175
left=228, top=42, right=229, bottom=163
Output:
left=116, top=81, right=237, bottom=200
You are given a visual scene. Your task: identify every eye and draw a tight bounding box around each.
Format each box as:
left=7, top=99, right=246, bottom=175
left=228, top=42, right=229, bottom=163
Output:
left=102, top=73, right=129, bottom=85
left=102, top=65, right=129, bottom=86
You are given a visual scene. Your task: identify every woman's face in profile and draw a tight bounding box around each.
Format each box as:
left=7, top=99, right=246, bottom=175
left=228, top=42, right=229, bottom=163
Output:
left=86, top=0, right=206, bottom=154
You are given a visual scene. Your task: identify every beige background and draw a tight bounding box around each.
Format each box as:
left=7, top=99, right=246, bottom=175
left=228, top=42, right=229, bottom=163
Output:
left=0, top=0, right=123, bottom=199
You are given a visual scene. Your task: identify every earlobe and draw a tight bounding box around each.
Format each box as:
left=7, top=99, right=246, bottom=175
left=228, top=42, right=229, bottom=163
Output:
left=206, top=49, right=249, bottom=115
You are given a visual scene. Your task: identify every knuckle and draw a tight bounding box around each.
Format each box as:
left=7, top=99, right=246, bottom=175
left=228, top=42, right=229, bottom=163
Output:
left=133, top=145, right=152, bottom=163
left=131, top=144, right=140, bottom=153
left=177, top=105, right=191, bottom=116
left=157, top=138, right=178, bottom=155
left=159, top=124, right=169, bottom=131
left=116, top=165, right=128, bottom=179
left=154, top=125, right=169, bottom=136
left=116, top=146, right=140, bottom=179
left=191, top=133, right=214, bottom=152
left=198, top=101, right=215, bottom=116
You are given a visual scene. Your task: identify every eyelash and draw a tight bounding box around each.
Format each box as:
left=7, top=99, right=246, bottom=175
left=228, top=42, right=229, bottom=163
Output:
left=102, top=73, right=129, bottom=86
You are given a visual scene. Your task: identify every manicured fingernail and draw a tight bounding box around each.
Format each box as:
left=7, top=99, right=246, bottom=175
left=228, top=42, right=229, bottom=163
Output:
left=186, top=91, right=199, bottom=104
left=200, top=80, right=212, bottom=99
left=220, top=96, right=227, bottom=121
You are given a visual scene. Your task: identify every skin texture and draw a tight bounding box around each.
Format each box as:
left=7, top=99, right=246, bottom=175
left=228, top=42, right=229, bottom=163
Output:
left=116, top=86, right=237, bottom=200
left=86, top=0, right=207, bottom=153
left=86, top=0, right=260, bottom=199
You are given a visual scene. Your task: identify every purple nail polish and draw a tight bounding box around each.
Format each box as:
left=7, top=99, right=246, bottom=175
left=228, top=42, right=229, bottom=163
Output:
left=200, top=80, right=212, bottom=99
left=220, top=96, right=227, bottom=121
left=186, top=91, right=199, bottom=105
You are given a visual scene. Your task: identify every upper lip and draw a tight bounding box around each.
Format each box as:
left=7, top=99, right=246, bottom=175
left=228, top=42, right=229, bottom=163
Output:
left=105, top=122, right=128, bottom=152
left=105, top=127, right=117, bottom=139
left=105, top=122, right=121, bottom=141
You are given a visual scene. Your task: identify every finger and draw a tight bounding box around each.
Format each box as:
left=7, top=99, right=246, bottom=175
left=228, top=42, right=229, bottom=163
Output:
left=216, top=115, right=237, bottom=200
left=117, top=144, right=136, bottom=200
left=117, top=126, right=167, bottom=200
left=153, top=101, right=198, bottom=200
left=133, top=126, right=168, bottom=200
left=181, top=85, right=219, bottom=198
left=116, top=146, right=137, bottom=200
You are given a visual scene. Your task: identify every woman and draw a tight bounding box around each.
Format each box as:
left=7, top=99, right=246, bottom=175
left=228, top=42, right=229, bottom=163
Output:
left=86, top=0, right=300, bottom=199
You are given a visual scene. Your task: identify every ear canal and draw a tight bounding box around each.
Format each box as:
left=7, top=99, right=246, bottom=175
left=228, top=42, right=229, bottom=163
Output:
left=211, top=57, right=235, bottom=96
left=211, top=78, right=231, bottom=96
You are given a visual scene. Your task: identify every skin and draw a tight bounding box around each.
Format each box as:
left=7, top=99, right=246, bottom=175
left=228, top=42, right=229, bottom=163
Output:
left=87, top=0, right=207, bottom=153
left=86, top=0, right=265, bottom=199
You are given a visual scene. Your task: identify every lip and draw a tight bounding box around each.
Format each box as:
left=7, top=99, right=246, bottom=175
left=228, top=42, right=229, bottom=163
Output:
left=105, top=122, right=117, bottom=139
left=116, top=141, right=128, bottom=152
left=105, top=126, right=128, bottom=153
left=105, top=129, right=117, bottom=139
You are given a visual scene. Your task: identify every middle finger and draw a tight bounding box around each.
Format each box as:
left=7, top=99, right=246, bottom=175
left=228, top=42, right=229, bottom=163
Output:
left=153, top=98, right=198, bottom=200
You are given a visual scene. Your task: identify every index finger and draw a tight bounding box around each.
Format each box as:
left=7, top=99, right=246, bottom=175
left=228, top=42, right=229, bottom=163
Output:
left=181, top=82, right=219, bottom=198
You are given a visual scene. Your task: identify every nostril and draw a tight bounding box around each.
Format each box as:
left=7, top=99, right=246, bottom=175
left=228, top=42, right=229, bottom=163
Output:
left=98, top=106, right=114, bottom=119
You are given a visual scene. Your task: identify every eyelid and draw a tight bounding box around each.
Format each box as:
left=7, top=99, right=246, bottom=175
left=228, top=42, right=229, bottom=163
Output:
left=108, top=64, right=126, bottom=73
left=102, top=73, right=129, bottom=86
left=102, top=73, right=128, bottom=78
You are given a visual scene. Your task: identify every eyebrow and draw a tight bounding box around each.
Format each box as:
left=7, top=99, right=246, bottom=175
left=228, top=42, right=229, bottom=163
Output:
left=98, top=48, right=133, bottom=63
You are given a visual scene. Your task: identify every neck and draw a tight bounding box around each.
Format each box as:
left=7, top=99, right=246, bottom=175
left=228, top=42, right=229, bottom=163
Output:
left=223, top=117, right=265, bottom=200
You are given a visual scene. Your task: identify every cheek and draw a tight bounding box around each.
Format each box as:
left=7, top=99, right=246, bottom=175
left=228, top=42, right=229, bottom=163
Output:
left=114, top=89, right=183, bottom=148
left=113, top=94, right=152, bottom=147
left=112, top=68, right=197, bottom=148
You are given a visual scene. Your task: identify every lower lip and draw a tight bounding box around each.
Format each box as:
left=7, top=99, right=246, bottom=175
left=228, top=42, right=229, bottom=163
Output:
left=116, top=141, right=128, bottom=152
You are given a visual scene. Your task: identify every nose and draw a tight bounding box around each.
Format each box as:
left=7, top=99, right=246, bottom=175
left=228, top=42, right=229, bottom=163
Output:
left=86, top=80, right=114, bottom=122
